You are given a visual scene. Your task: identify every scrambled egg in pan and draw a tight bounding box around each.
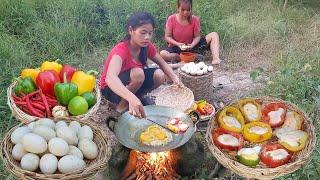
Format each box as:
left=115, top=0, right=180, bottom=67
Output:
left=140, top=125, right=173, bottom=146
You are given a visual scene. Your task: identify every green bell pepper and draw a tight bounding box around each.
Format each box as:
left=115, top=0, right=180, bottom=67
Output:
left=54, top=73, right=78, bottom=106
left=14, top=77, right=37, bottom=95
left=236, top=146, right=261, bottom=167
left=81, top=92, right=96, bottom=108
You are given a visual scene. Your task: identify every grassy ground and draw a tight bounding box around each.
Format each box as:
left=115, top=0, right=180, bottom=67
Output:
left=0, top=0, right=319, bottom=179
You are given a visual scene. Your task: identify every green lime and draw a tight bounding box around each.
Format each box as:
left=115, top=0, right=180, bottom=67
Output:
left=68, top=96, right=88, bottom=116
left=81, top=92, right=97, bottom=108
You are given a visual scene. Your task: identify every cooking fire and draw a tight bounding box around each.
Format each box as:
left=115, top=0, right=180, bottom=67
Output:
left=121, top=150, right=180, bottom=180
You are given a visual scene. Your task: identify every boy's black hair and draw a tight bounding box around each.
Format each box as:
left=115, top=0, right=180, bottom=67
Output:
left=122, top=12, right=156, bottom=66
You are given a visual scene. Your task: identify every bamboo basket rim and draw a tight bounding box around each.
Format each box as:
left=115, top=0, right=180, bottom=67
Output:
left=7, top=79, right=101, bottom=124
left=155, top=85, right=194, bottom=112
left=205, top=96, right=316, bottom=179
left=0, top=117, right=111, bottom=180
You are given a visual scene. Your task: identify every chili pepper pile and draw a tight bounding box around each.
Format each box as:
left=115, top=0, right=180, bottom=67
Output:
left=12, top=90, right=57, bottom=117
left=211, top=98, right=309, bottom=168
left=12, top=59, right=98, bottom=118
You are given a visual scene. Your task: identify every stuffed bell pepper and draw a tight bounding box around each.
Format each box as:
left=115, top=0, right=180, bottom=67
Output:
left=260, top=143, right=292, bottom=168
left=243, top=122, right=272, bottom=143
left=282, top=111, right=303, bottom=130
left=262, top=102, right=287, bottom=128
left=218, top=106, right=245, bottom=133
left=238, top=98, right=262, bottom=122
left=236, top=146, right=261, bottom=167
left=212, top=128, right=243, bottom=151
left=276, top=129, right=308, bottom=152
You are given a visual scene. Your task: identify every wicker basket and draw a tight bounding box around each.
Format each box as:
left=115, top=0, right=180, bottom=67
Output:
left=155, top=85, right=194, bottom=112
left=7, top=80, right=101, bottom=123
left=205, top=96, right=316, bottom=179
left=178, top=69, right=213, bottom=102
left=0, top=117, right=111, bottom=180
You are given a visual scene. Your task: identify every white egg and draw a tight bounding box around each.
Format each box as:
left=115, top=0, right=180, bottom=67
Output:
left=22, top=133, right=47, bottom=154
left=78, top=139, right=98, bottom=159
left=32, top=125, right=56, bottom=142
left=185, top=68, right=191, bottom=74
left=58, top=155, right=86, bottom=174
left=27, top=122, right=36, bottom=130
left=68, top=145, right=84, bottom=159
left=202, top=66, right=208, bottom=74
left=55, top=121, right=68, bottom=130
left=57, top=126, right=78, bottom=145
left=196, top=70, right=204, bottom=76
left=11, top=126, right=31, bottom=144
left=69, top=121, right=81, bottom=134
left=12, top=143, right=27, bottom=161
left=36, top=118, right=55, bottom=129
left=21, top=153, right=39, bottom=171
left=48, top=138, right=69, bottom=156
left=40, top=154, right=58, bottom=174
left=208, top=66, right=213, bottom=72
left=78, top=125, right=93, bottom=140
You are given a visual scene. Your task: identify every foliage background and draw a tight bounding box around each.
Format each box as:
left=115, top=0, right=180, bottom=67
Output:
left=0, top=0, right=319, bottom=179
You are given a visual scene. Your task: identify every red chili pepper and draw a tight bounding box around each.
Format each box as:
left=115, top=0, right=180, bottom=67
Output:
left=30, top=101, right=46, bottom=111
left=60, top=64, right=77, bottom=83
left=21, top=90, right=40, bottom=100
left=26, top=95, right=45, bottom=117
left=14, top=101, right=27, bottom=105
left=39, top=89, right=51, bottom=117
left=12, top=95, right=23, bottom=101
left=36, top=70, right=61, bottom=96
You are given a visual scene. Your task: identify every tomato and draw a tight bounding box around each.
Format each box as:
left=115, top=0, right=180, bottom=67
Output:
left=204, top=104, right=214, bottom=115
left=260, top=143, right=292, bottom=168
left=212, top=128, right=244, bottom=151
left=262, top=102, right=287, bottom=128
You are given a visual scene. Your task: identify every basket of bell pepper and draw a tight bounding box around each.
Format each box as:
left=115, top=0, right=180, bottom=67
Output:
left=205, top=96, right=316, bottom=179
left=7, top=60, right=101, bottom=123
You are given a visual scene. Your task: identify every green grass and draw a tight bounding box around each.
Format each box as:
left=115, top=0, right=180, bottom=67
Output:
left=0, top=0, right=319, bottom=179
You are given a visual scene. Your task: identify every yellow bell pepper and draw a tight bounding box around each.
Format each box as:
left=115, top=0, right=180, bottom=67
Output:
left=218, top=106, right=245, bottom=133
left=278, top=130, right=308, bottom=152
left=71, top=70, right=98, bottom=95
left=40, top=59, right=62, bottom=74
left=20, top=68, right=40, bottom=83
left=238, top=98, right=262, bottom=122
left=243, top=122, right=272, bottom=143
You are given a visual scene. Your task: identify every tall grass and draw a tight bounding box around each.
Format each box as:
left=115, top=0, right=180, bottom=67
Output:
left=0, top=0, right=319, bottom=179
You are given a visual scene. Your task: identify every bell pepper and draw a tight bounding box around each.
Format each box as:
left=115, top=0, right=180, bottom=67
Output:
left=14, top=77, right=37, bottom=96
left=212, top=128, right=243, bottom=151
left=20, top=68, right=40, bottom=83
left=81, top=92, right=96, bottom=108
left=260, top=143, right=292, bottom=168
left=40, top=59, right=62, bottom=74
left=262, top=102, right=287, bottom=128
left=54, top=73, right=78, bottom=106
left=282, top=111, right=303, bottom=130
left=277, top=129, right=308, bottom=152
left=59, top=64, right=77, bottom=83
left=36, top=70, right=61, bottom=96
left=236, top=146, right=261, bottom=167
left=71, top=70, right=98, bottom=95
left=218, top=106, right=245, bottom=133
left=243, top=122, right=272, bottom=143
left=238, top=98, right=262, bottom=122
left=68, top=96, right=88, bottom=116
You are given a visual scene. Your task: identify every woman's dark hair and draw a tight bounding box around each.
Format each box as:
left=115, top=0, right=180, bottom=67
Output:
left=177, top=0, right=192, bottom=22
left=122, top=12, right=156, bottom=66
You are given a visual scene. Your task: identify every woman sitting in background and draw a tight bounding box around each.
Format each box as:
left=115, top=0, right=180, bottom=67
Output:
left=160, top=0, right=221, bottom=65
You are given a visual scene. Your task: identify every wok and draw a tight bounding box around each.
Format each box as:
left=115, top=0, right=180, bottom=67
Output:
left=114, top=105, right=195, bottom=152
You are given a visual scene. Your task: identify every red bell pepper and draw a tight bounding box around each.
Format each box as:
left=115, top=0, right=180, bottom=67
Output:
left=262, top=102, right=287, bottom=128
left=197, top=103, right=214, bottom=115
left=212, top=128, right=243, bottom=151
left=36, top=70, right=61, bottom=96
left=260, top=143, right=292, bottom=168
left=60, top=64, right=77, bottom=83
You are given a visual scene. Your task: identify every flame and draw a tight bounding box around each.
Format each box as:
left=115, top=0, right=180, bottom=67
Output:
left=147, top=151, right=170, bottom=165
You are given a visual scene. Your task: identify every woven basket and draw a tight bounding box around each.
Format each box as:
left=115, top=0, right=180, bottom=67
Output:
left=0, top=117, right=111, bottom=180
left=7, top=80, right=101, bottom=123
left=205, top=96, right=316, bottom=179
left=178, top=69, right=213, bottom=102
left=155, top=85, right=194, bottom=112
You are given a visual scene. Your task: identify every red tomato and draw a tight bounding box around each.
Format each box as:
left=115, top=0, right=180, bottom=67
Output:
left=204, top=104, right=215, bottom=115
left=262, top=102, right=287, bottom=128
left=260, top=143, right=292, bottom=168
left=212, top=128, right=244, bottom=151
